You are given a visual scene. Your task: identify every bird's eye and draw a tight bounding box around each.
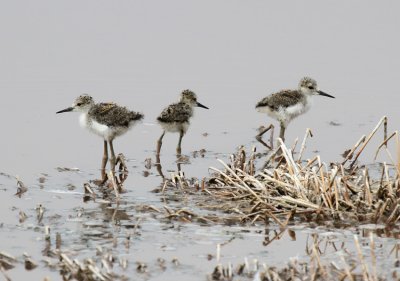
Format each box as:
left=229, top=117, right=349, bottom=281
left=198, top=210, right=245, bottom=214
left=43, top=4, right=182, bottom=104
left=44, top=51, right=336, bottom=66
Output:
left=308, top=86, right=314, bottom=90
left=76, top=103, right=82, bottom=106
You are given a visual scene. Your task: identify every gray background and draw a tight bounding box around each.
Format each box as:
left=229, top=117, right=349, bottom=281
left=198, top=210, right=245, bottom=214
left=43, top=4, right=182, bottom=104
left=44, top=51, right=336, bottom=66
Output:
left=1, top=0, right=399, bottom=177
left=0, top=2, right=399, bottom=280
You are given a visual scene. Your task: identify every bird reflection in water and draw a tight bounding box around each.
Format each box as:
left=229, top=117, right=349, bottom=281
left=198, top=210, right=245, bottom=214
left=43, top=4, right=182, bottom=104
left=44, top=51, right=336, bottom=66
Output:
left=155, top=153, right=188, bottom=180
left=84, top=153, right=129, bottom=202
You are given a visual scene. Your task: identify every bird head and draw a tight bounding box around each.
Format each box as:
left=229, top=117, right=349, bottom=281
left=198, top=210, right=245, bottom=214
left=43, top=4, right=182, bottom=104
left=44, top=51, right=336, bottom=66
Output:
left=56, top=94, right=95, bottom=114
left=180, top=89, right=209, bottom=109
left=299, top=77, right=334, bottom=98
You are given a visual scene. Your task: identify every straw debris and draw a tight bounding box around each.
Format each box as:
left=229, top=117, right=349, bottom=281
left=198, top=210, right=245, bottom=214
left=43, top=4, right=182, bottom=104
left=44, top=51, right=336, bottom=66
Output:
left=199, top=117, right=400, bottom=226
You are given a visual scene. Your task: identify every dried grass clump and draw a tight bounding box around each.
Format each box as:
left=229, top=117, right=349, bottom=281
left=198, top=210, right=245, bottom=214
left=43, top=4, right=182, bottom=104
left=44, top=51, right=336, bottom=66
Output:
left=44, top=248, right=128, bottom=281
left=208, top=234, right=391, bottom=281
left=206, top=117, right=400, bottom=226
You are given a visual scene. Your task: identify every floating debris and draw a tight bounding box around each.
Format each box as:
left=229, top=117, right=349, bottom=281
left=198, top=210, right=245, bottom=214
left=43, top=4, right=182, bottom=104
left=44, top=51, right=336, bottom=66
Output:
left=0, top=172, right=13, bottom=179
left=83, top=183, right=96, bottom=202
left=56, top=167, right=80, bottom=172
left=15, top=176, right=28, bottom=197
left=24, top=257, right=38, bottom=270
left=136, top=261, right=147, bottom=273
left=19, top=211, right=27, bottom=223
left=144, top=158, right=152, bottom=169
left=45, top=225, right=51, bottom=241
left=36, top=204, right=45, bottom=224
left=59, top=252, right=119, bottom=280
left=208, top=233, right=392, bottom=281
left=56, top=233, right=62, bottom=250
left=0, top=251, right=17, bottom=270
left=176, top=155, right=190, bottom=164
left=329, top=121, right=341, bottom=126
left=171, top=257, right=180, bottom=266
left=193, top=149, right=207, bottom=158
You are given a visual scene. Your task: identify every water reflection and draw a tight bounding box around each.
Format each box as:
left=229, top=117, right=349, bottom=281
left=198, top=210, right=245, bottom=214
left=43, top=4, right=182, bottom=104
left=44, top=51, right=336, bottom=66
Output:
left=155, top=153, right=188, bottom=180
left=98, top=153, right=129, bottom=185
left=98, top=202, right=132, bottom=222
left=262, top=226, right=400, bottom=263
left=360, top=226, right=400, bottom=239
left=262, top=228, right=288, bottom=247
left=84, top=164, right=129, bottom=203
left=155, top=153, right=165, bottom=179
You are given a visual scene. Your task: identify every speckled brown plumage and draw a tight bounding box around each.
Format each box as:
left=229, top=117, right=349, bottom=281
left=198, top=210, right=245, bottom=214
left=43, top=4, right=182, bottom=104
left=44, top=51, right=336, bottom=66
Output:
left=157, top=102, right=193, bottom=123
left=256, top=90, right=305, bottom=110
left=90, top=103, right=144, bottom=127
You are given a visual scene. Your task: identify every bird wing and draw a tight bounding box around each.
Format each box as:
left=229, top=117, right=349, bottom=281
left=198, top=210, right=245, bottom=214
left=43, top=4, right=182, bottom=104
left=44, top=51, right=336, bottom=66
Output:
left=157, top=103, right=191, bottom=123
left=256, top=90, right=303, bottom=110
left=90, top=103, right=143, bottom=127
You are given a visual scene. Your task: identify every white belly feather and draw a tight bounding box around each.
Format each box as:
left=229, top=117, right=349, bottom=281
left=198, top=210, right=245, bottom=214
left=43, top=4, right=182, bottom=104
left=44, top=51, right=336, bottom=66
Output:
left=79, top=113, right=133, bottom=141
left=159, top=121, right=190, bottom=133
left=258, top=97, right=312, bottom=124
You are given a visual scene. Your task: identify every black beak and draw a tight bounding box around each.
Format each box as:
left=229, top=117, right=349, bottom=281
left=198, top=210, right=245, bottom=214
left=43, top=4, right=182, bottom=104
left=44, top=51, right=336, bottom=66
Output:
left=317, top=90, right=335, bottom=98
left=196, top=102, right=209, bottom=109
left=56, top=107, right=74, bottom=114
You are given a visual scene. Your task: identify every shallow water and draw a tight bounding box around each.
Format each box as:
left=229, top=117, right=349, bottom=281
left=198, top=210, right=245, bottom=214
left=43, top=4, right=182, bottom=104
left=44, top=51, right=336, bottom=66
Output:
left=2, top=167, right=400, bottom=280
left=1, top=1, right=400, bottom=280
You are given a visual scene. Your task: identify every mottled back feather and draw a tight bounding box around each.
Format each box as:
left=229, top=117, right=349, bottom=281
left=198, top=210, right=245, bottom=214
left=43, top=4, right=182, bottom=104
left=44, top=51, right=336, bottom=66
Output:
left=89, top=103, right=143, bottom=127
left=256, top=90, right=304, bottom=111
left=157, top=102, right=192, bottom=123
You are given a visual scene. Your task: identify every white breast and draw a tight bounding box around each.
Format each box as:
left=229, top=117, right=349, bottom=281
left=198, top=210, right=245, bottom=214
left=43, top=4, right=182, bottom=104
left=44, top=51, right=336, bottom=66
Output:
left=285, top=102, right=308, bottom=117
left=79, top=113, right=89, bottom=130
left=159, top=121, right=190, bottom=133
left=284, top=96, right=312, bottom=121
left=258, top=96, right=312, bottom=125
left=79, top=113, right=131, bottom=141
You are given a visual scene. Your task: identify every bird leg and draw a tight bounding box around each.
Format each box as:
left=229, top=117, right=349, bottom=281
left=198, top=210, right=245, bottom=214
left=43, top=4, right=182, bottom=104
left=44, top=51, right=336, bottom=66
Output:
left=109, top=140, right=116, bottom=171
left=176, top=130, right=184, bottom=156
left=279, top=122, right=286, bottom=143
left=155, top=132, right=166, bottom=179
left=256, top=124, right=274, bottom=149
left=101, top=140, right=109, bottom=170
left=156, top=131, right=165, bottom=156
left=176, top=154, right=182, bottom=173
left=100, top=140, right=108, bottom=182
left=155, top=153, right=165, bottom=179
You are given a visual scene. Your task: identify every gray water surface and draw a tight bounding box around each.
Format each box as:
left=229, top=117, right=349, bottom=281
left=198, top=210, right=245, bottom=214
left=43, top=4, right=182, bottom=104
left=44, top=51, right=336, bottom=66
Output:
left=1, top=1, right=400, bottom=280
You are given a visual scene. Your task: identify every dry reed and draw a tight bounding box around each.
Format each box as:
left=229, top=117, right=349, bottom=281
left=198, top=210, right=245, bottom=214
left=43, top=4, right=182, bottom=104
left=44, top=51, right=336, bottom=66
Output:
left=199, top=117, right=400, bottom=226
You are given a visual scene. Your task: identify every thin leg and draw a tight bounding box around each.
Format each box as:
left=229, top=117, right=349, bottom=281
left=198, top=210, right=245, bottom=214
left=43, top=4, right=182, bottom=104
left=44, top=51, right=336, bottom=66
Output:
left=274, top=122, right=287, bottom=162
left=156, top=131, right=165, bottom=156
left=279, top=122, right=286, bottom=143
left=176, top=154, right=182, bottom=172
left=109, top=140, right=116, bottom=171
left=155, top=154, right=165, bottom=179
left=256, top=124, right=274, bottom=149
left=101, top=140, right=108, bottom=181
left=176, top=130, right=184, bottom=155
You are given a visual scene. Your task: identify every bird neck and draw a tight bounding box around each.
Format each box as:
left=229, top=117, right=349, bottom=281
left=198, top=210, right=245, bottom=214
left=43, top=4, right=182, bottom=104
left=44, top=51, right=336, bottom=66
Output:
left=79, top=112, right=91, bottom=129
